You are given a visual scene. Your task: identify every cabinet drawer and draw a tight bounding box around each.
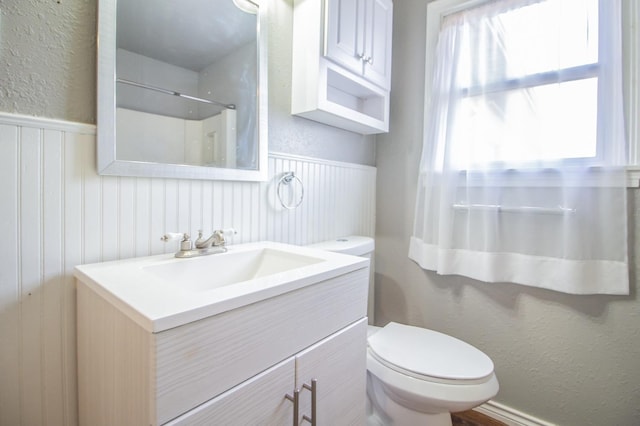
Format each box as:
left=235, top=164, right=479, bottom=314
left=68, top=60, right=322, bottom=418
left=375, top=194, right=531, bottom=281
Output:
left=166, top=358, right=295, bottom=425
left=154, top=267, right=368, bottom=423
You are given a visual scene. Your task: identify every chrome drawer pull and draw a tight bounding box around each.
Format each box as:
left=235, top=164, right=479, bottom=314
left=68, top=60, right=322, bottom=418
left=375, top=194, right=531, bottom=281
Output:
left=301, top=379, right=317, bottom=425
left=285, top=388, right=301, bottom=426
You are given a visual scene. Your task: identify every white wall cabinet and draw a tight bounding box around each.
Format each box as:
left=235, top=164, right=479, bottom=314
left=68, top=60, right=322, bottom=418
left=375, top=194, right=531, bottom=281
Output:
left=325, top=0, right=393, bottom=90
left=292, top=0, right=393, bottom=134
left=77, top=267, right=369, bottom=425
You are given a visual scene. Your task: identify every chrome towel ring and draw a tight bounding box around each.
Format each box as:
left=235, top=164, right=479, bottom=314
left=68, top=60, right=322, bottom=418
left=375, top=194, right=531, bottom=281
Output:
left=277, top=172, right=304, bottom=209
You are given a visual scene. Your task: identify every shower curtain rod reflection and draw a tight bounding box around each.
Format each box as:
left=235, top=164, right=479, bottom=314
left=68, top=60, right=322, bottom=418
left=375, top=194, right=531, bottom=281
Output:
left=116, top=78, right=236, bottom=110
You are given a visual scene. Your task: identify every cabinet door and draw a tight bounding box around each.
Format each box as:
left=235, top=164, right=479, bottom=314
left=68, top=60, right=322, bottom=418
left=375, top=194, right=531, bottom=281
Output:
left=362, top=0, right=393, bottom=89
left=325, top=0, right=366, bottom=75
left=295, top=319, right=368, bottom=426
left=166, top=358, right=295, bottom=426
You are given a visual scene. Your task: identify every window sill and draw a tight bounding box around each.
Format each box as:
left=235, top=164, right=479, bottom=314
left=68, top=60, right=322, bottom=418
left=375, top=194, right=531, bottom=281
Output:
left=422, top=167, right=640, bottom=188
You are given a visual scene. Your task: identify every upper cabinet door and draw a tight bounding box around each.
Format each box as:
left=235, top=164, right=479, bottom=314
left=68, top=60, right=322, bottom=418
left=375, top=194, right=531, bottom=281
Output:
left=363, top=0, right=393, bottom=89
left=325, top=0, right=366, bottom=75
left=325, top=0, right=392, bottom=90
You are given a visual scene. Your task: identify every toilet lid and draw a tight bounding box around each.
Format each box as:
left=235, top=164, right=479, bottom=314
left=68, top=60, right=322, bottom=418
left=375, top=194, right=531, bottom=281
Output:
left=368, top=322, right=494, bottom=381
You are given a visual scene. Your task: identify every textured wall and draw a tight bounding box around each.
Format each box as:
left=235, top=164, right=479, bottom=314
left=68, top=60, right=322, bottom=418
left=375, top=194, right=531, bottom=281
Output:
left=0, top=0, right=97, bottom=123
left=375, top=1, right=640, bottom=425
left=0, top=0, right=376, bottom=165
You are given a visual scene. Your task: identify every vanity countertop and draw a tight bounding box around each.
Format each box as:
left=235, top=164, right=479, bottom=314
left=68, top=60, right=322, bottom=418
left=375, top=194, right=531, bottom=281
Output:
left=74, top=241, right=368, bottom=332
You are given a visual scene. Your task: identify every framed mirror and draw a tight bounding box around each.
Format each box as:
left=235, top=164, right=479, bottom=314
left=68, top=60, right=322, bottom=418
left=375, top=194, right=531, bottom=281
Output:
left=97, top=0, right=268, bottom=181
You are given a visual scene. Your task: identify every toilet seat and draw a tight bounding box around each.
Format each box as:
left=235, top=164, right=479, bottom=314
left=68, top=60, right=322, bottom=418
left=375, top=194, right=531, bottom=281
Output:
left=368, top=322, right=494, bottom=385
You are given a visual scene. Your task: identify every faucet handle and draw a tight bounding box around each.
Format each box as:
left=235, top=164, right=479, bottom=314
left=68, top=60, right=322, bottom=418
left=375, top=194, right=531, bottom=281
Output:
left=218, top=228, right=236, bottom=244
left=204, top=228, right=236, bottom=247
left=195, top=229, right=209, bottom=247
left=161, top=232, right=192, bottom=251
left=161, top=232, right=189, bottom=242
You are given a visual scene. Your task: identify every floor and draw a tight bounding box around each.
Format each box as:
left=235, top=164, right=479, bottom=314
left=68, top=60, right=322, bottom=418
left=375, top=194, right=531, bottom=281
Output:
left=452, top=410, right=508, bottom=426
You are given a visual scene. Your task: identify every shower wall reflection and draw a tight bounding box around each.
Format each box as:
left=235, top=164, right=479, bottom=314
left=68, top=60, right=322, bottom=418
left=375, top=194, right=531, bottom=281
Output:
left=114, top=0, right=258, bottom=170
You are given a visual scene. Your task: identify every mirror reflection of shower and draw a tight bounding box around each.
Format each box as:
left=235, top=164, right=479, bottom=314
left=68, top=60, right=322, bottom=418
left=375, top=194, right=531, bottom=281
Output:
left=114, top=0, right=257, bottom=169
left=202, top=109, right=237, bottom=168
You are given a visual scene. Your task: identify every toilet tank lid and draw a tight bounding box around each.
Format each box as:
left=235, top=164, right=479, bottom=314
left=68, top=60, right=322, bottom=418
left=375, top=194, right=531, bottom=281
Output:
left=307, top=236, right=374, bottom=256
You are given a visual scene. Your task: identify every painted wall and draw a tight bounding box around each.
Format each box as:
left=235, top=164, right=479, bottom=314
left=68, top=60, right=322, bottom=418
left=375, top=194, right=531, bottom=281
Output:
left=375, top=1, right=640, bottom=425
left=0, top=0, right=376, bottom=166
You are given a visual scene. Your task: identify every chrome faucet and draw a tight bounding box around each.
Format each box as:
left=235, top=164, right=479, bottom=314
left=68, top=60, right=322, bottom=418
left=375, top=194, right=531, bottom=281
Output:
left=161, top=228, right=235, bottom=258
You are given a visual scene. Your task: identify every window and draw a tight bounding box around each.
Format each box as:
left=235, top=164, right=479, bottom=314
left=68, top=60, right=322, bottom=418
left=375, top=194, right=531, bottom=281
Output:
left=410, top=0, right=634, bottom=295
left=455, top=0, right=601, bottom=168
left=424, top=0, right=636, bottom=173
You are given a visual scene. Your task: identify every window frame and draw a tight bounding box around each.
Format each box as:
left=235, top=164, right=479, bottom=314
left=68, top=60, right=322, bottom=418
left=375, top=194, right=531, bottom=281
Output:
left=424, top=0, right=640, bottom=186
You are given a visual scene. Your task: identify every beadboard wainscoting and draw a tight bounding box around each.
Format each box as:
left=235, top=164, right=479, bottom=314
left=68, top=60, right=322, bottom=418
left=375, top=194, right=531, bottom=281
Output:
left=0, top=113, right=376, bottom=426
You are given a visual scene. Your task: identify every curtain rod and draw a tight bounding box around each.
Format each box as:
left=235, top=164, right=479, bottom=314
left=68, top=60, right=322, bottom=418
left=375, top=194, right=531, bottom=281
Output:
left=116, top=78, right=236, bottom=110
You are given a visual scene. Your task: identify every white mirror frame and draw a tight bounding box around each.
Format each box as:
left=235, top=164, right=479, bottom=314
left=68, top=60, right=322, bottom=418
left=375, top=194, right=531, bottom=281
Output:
left=96, top=0, right=268, bottom=181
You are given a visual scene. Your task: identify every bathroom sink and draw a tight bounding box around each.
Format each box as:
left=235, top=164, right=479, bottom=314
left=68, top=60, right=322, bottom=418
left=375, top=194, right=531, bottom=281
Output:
left=144, top=248, right=324, bottom=292
left=74, top=241, right=368, bottom=332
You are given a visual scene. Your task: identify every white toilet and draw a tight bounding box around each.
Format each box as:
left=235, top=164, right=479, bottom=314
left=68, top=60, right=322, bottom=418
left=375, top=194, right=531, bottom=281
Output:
left=308, top=236, right=499, bottom=426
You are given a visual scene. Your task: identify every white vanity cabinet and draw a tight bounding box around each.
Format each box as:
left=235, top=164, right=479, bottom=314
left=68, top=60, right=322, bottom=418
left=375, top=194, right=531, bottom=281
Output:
left=295, top=318, right=367, bottom=424
left=167, top=319, right=367, bottom=425
left=76, top=265, right=368, bottom=425
left=325, top=0, right=393, bottom=90
left=292, top=0, right=393, bottom=134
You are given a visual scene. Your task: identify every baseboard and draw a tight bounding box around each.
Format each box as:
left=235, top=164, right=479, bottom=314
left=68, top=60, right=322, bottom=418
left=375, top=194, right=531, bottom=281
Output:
left=475, top=400, right=556, bottom=426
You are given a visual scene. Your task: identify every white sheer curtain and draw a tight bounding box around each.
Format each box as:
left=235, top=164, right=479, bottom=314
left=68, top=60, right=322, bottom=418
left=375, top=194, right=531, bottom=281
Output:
left=409, top=0, right=629, bottom=294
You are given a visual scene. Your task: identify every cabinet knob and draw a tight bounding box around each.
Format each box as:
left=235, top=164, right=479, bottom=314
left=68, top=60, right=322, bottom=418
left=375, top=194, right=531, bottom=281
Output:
left=358, top=53, right=373, bottom=65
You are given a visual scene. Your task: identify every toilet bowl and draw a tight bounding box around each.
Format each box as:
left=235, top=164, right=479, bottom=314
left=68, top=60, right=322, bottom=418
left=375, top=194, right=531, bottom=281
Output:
left=308, top=237, right=499, bottom=426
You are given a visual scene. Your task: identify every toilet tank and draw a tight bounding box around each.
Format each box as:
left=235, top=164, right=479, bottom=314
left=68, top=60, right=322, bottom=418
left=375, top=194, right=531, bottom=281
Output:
left=307, top=236, right=375, bottom=324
